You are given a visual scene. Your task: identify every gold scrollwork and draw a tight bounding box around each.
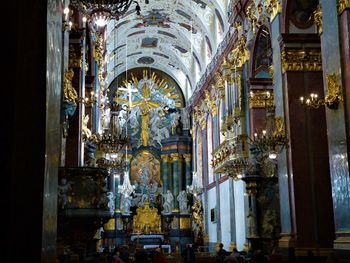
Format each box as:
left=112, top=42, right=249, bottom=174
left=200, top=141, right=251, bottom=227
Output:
left=132, top=202, right=162, bottom=234
left=230, top=35, right=250, bottom=68
left=281, top=48, right=322, bottom=72
left=338, top=0, right=350, bottom=14
left=246, top=1, right=258, bottom=34
left=63, top=69, right=78, bottom=104
left=313, top=4, right=323, bottom=35
left=249, top=90, right=274, bottom=109
left=183, top=154, right=192, bottom=163
left=264, top=0, right=282, bottom=21
left=325, top=73, right=343, bottom=109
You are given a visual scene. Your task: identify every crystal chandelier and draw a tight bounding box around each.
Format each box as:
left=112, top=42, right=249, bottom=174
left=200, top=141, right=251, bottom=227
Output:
left=70, top=0, right=148, bottom=26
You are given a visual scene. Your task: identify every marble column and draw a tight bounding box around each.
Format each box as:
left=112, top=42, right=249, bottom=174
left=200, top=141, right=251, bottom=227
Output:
left=280, top=37, right=335, bottom=253
left=171, top=153, right=180, bottom=210
left=183, top=154, right=192, bottom=187
left=161, top=154, right=170, bottom=193
left=319, top=0, right=350, bottom=251
left=178, top=155, right=184, bottom=191
left=270, top=13, right=294, bottom=252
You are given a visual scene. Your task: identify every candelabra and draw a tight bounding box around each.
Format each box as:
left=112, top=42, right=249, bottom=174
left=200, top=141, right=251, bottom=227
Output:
left=299, top=74, right=343, bottom=110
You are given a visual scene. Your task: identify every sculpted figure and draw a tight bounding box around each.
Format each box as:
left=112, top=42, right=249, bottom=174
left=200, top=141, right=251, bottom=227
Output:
left=177, top=190, right=189, bottom=214
left=162, top=190, right=174, bottom=214
left=58, top=178, right=73, bottom=209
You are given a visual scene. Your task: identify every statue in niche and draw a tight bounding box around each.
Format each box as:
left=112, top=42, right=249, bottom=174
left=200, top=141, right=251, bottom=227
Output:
left=58, top=178, right=74, bottom=209
left=247, top=209, right=258, bottom=237
left=121, top=194, right=133, bottom=215
left=162, top=190, right=174, bottom=214
left=177, top=190, right=189, bottom=214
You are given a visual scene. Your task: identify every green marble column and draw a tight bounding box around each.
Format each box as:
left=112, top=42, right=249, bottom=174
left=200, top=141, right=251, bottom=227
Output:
left=114, top=172, right=121, bottom=212
left=171, top=153, right=180, bottom=210
left=183, top=154, right=192, bottom=187
left=161, top=155, right=170, bottom=193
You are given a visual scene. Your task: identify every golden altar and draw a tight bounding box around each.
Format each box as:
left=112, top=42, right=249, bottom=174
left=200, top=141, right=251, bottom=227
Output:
left=132, top=202, right=162, bottom=234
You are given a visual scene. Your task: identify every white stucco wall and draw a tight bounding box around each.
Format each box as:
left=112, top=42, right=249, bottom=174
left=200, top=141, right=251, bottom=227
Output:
left=207, top=187, right=217, bottom=243
left=219, top=180, right=231, bottom=250
left=234, top=180, right=246, bottom=251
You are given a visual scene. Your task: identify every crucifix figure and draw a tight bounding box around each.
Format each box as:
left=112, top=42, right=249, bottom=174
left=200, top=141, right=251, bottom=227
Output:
left=133, top=83, right=160, bottom=146
left=118, top=83, right=138, bottom=108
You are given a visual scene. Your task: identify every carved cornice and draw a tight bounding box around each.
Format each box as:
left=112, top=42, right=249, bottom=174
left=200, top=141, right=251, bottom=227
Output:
left=338, top=0, right=350, bottom=14
left=313, top=4, right=323, bottom=35
left=249, top=90, right=274, bottom=109
left=281, top=48, right=322, bottom=72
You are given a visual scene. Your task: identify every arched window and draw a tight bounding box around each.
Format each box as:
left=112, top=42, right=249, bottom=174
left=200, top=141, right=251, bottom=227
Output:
left=252, top=26, right=272, bottom=78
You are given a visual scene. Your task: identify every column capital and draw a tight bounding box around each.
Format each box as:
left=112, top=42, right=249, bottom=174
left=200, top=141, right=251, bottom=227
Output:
left=161, top=154, right=170, bottom=162
left=183, top=154, right=192, bottom=163
left=170, top=153, right=180, bottom=162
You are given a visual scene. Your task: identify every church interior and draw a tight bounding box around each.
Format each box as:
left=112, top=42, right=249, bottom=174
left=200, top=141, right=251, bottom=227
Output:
left=4, top=0, right=350, bottom=262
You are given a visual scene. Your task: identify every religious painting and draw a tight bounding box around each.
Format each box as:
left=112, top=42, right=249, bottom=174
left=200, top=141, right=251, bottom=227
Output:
left=130, top=150, right=160, bottom=185
left=289, top=0, right=318, bottom=28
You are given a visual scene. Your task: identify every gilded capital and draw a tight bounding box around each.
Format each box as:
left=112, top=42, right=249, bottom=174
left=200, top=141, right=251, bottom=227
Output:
left=161, top=154, right=170, bottom=162
left=170, top=153, right=180, bottom=162
left=338, top=0, right=350, bottom=14
left=183, top=154, right=192, bottom=163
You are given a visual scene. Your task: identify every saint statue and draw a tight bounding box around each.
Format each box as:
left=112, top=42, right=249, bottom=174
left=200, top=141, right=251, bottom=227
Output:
left=121, top=194, right=133, bottom=215
left=107, top=192, right=115, bottom=214
left=162, top=190, right=174, bottom=214
left=58, top=178, right=73, bottom=209
left=177, top=190, right=189, bottom=214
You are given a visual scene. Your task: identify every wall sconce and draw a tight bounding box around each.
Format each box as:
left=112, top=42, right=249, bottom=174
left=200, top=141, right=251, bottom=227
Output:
left=299, top=74, right=343, bottom=110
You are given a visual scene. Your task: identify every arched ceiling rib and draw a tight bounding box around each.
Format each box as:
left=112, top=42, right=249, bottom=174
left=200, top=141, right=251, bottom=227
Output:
left=105, top=0, right=229, bottom=98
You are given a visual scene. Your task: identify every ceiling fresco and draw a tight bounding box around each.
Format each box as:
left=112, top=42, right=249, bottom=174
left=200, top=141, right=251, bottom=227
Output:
left=105, top=0, right=231, bottom=100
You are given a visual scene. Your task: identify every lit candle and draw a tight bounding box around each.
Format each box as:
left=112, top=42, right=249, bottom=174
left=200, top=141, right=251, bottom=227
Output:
left=300, top=97, right=304, bottom=103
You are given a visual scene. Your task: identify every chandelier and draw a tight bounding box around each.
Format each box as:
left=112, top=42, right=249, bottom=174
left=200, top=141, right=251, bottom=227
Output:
left=70, top=0, right=148, bottom=26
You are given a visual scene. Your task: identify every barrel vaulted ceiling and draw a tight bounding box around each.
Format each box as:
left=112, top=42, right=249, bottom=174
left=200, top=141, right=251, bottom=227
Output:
left=105, top=0, right=231, bottom=100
